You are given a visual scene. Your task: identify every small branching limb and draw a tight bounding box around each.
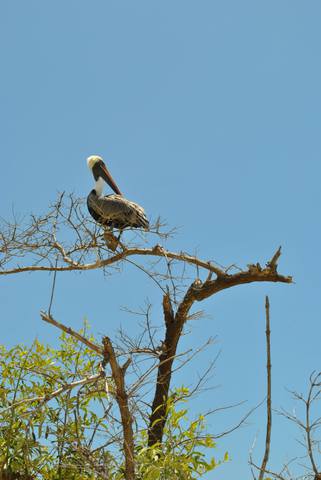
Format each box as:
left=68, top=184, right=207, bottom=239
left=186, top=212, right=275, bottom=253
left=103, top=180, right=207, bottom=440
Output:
left=40, top=311, right=103, bottom=355
left=250, top=461, right=288, bottom=480
left=102, top=337, right=135, bottom=480
left=276, top=372, right=321, bottom=479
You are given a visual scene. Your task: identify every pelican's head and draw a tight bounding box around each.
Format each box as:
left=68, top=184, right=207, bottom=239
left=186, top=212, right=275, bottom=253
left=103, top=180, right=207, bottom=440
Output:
left=86, top=155, right=122, bottom=196
left=87, top=155, right=103, bottom=171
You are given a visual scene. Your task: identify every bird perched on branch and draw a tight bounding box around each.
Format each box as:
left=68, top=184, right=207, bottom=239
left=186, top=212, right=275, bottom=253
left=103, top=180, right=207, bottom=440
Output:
left=86, top=155, right=149, bottom=249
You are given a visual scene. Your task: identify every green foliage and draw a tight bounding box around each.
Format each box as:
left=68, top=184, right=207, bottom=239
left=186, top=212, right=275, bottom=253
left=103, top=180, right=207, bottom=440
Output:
left=0, top=327, right=113, bottom=479
left=0, top=332, right=225, bottom=479
left=135, top=389, right=226, bottom=479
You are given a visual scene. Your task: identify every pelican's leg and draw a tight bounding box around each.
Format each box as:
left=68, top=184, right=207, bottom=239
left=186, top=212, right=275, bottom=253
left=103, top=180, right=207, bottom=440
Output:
left=116, top=229, right=123, bottom=243
left=114, top=229, right=125, bottom=251
left=103, top=227, right=119, bottom=252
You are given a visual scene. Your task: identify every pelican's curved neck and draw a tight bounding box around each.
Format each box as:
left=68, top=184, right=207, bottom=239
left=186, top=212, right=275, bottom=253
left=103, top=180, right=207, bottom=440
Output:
left=95, top=177, right=104, bottom=197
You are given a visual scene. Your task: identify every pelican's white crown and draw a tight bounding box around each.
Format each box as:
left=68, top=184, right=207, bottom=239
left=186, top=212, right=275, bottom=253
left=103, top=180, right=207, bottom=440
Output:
left=87, top=155, right=103, bottom=170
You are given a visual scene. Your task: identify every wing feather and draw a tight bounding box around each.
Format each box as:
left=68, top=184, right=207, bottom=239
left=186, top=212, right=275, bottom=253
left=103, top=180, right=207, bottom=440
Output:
left=87, top=193, right=149, bottom=229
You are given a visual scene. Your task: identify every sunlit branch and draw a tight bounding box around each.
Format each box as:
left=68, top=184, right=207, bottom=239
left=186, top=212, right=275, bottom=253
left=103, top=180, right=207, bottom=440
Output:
left=1, top=372, right=103, bottom=414
left=40, top=311, right=104, bottom=355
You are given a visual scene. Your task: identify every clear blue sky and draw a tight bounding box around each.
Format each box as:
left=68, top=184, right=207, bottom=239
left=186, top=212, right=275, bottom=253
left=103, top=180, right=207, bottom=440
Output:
left=1, top=1, right=321, bottom=477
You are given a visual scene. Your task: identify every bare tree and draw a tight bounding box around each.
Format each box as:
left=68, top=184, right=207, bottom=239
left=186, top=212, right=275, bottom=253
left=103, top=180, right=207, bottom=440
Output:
left=0, top=193, right=293, bottom=479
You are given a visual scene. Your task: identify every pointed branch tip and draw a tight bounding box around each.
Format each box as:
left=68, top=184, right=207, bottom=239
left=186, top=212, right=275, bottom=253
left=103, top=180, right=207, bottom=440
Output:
left=267, top=246, right=282, bottom=270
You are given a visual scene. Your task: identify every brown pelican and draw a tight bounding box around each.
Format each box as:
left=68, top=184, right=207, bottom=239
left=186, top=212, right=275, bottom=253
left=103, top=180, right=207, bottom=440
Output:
left=86, top=155, right=149, bottom=231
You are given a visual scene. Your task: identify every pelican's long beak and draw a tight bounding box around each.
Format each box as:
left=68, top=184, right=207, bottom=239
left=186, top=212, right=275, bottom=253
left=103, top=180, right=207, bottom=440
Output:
left=98, top=162, right=122, bottom=195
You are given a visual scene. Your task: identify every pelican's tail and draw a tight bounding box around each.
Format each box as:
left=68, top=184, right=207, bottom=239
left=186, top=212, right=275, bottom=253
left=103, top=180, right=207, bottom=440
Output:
left=134, top=211, right=149, bottom=230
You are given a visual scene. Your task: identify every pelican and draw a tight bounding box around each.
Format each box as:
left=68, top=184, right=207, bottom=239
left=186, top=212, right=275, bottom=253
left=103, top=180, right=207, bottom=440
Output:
left=86, top=155, right=149, bottom=233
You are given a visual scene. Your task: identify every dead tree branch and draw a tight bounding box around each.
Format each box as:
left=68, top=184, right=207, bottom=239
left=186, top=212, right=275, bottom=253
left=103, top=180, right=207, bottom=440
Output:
left=258, top=296, right=272, bottom=480
left=148, top=248, right=291, bottom=446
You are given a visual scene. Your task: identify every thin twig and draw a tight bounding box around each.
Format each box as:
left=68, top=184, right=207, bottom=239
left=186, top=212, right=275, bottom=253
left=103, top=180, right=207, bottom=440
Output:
left=306, top=372, right=321, bottom=478
left=48, top=257, right=58, bottom=316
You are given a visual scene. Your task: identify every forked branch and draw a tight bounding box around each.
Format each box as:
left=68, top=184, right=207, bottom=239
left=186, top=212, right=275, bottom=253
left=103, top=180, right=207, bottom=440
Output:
left=148, top=248, right=292, bottom=446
